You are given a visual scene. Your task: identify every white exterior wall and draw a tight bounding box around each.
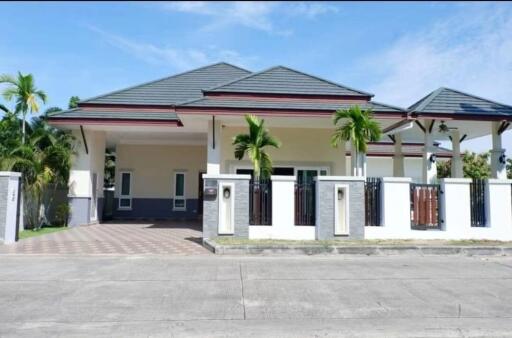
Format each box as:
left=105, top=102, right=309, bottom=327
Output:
left=345, top=157, right=424, bottom=181
left=366, top=177, right=512, bottom=241
left=249, top=176, right=315, bottom=240
left=222, top=127, right=346, bottom=175
left=115, top=144, right=206, bottom=199
left=68, top=130, right=106, bottom=198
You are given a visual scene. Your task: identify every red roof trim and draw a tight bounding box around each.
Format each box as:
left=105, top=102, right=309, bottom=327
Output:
left=48, top=118, right=183, bottom=127
left=176, top=106, right=406, bottom=119
left=203, top=91, right=372, bottom=101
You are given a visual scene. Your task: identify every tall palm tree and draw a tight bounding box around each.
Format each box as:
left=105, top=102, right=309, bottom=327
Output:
left=232, top=115, right=281, bottom=180
left=0, top=72, right=47, bottom=144
left=331, top=105, right=381, bottom=176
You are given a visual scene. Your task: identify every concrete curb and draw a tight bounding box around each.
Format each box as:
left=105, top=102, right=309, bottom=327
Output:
left=203, top=239, right=512, bottom=256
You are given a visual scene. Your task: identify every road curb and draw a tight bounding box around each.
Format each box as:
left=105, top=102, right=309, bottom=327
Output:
left=203, top=239, right=512, bottom=256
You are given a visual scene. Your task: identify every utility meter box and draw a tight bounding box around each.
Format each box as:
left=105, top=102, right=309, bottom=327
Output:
left=204, top=179, right=218, bottom=200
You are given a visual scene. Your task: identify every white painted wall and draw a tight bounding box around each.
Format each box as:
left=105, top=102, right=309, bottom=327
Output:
left=366, top=177, right=512, bottom=241
left=249, top=175, right=315, bottom=240
left=116, top=144, right=206, bottom=199
left=68, top=130, right=106, bottom=198
left=222, top=127, right=346, bottom=175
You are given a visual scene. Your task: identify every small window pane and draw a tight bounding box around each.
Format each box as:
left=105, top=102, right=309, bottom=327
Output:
left=174, top=199, right=185, bottom=208
left=120, top=198, right=131, bottom=208
left=175, top=173, right=184, bottom=196
left=121, top=173, right=131, bottom=196
left=320, top=170, right=327, bottom=176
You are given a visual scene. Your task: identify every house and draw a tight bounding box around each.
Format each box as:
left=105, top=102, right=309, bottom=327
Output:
left=48, top=62, right=512, bottom=241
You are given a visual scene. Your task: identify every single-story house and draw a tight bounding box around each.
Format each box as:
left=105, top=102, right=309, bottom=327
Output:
left=48, top=63, right=512, bottom=241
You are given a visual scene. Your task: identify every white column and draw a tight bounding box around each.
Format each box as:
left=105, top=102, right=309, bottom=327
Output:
left=451, top=130, right=463, bottom=178
left=68, top=129, right=105, bottom=226
left=350, top=144, right=357, bottom=176
left=207, top=118, right=222, bottom=174
left=490, top=122, right=507, bottom=179
left=422, top=120, right=437, bottom=184
left=393, top=134, right=405, bottom=177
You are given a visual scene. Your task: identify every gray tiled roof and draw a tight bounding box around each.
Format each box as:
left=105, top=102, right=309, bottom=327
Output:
left=409, top=87, right=512, bottom=117
left=81, top=63, right=251, bottom=106
left=179, top=97, right=404, bottom=113
left=205, top=66, right=373, bottom=97
left=358, top=143, right=452, bottom=157
left=48, top=108, right=179, bottom=121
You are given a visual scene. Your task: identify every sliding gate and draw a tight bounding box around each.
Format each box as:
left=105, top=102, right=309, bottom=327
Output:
left=470, top=179, right=486, bottom=227
left=365, top=177, right=382, bottom=226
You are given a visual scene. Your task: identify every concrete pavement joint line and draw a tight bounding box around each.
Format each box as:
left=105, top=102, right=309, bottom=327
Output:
left=239, top=263, right=247, bottom=320
left=2, top=315, right=512, bottom=324
left=2, top=276, right=512, bottom=282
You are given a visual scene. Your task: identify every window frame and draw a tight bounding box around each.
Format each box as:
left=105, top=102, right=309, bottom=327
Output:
left=173, top=171, right=187, bottom=211
left=118, top=171, right=132, bottom=210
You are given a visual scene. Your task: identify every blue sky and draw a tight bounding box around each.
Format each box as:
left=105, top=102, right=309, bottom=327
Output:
left=1, top=1, right=511, bottom=152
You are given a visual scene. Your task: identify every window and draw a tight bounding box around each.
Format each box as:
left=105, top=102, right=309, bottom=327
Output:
left=173, top=172, right=186, bottom=210
left=119, top=171, right=132, bottom=209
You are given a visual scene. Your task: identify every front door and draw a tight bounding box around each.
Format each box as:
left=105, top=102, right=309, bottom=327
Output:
left=297, top=169, right=318, bottom=185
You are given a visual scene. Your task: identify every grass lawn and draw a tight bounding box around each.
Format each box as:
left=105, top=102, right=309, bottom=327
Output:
left=213, top=237, right=512, bottom=247
left=19, top=226, right=67, bottom=240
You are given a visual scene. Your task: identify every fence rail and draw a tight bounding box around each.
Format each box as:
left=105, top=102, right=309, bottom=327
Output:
left=470, top=179, right=486, bottom=227
left=410, top=183, right=440, bottom=230
left=365, top=177, right=382, bottom=226
left=249, top=179, right=272, bottom=225
left=295, top=182, right=315, bottom=226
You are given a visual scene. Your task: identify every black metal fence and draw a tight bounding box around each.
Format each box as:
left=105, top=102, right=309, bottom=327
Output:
left=295, top=182, right=315, bottom=225
left=410, top=183, right=441, bottom=230
left=365, top=177, right=382, bottom=226
left=249, top=179, right=272, bottom=225
left=470, top=179, right=486, bottom=227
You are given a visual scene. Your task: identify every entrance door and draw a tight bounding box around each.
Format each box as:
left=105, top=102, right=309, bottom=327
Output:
left=297, top=170, right=317, bottom=185
left=197, top=172, right=205, bottom=216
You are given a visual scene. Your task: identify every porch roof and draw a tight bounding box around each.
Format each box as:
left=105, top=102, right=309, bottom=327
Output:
left=178, top=97, right=405, bottom=114
left=204, top=66, right=373, bottom=97
left=47, top=108, right=182, bottom=125
left=409, top=87, right=512, bottom=119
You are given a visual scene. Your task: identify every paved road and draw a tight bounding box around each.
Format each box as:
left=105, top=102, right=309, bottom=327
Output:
left=1, top=255, right=512, bottom=337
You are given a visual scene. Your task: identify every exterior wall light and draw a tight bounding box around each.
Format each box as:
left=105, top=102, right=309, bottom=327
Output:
left=499, top=154, right=507, bottom=165
left=429, top=154, right=437, bottom=163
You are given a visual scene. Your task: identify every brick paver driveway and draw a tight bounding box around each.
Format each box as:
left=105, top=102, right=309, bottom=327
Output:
left=0, top=221, right=210, bottom=255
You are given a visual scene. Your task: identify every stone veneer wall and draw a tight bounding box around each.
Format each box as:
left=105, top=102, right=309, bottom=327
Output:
left=202, top=175, right=250, bottom=240
left=316, top=177, right=365, bottom=240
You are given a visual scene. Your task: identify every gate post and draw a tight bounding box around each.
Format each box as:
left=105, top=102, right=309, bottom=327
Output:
left=440, top=178, right=471, bottom=236
left=0, top=172, right=21, bottom=244
left=315, top=176, right=365, bottom=240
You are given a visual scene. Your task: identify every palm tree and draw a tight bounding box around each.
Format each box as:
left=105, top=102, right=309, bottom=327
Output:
left=232, top=115, right=281, bottom=180
left=331, top=105, right=381, bottom=176
left=0, top=117, right=74, bottom=229
left=0, top=72, right=47, bottom=144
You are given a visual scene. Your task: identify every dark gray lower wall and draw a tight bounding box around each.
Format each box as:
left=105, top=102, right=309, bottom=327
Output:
left=203, top=178, right=249, bottom=240
left=316, top=179, right=365, bottom=240
left=97, top=197, right=104, bottom=223
left=112, top=198, right=200, bottom=220
left=68, top=197, right=90, bottom=227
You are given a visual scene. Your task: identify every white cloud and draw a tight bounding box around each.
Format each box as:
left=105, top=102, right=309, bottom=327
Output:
left=362, top=3, right=512, bottom=154
left=87, top=25, right=257, bottom=71
left=162, top=1, right=338, bottom=35
left=364, top=4, right=512, bottom=108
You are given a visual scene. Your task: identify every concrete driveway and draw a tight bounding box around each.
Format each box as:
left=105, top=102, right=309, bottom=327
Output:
left=1, top=255, right=512, bottom=337
left=0, top=221, right=209, bottom=255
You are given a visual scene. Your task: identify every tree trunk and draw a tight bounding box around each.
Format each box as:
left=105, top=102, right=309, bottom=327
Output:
left=22, top=112, right=26, bottom=144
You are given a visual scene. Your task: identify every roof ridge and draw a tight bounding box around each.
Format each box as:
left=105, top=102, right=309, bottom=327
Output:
left=205, top=65, right=373, bottom=97
left=203, top=65, right=280, bottom=92
left=274, top=65, right=374, bottom=97
left=440, top=87, right=512, bottom=109
left=409, top=87, right=444, bottom=112
left=80, top=62, right=251, bottom=105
